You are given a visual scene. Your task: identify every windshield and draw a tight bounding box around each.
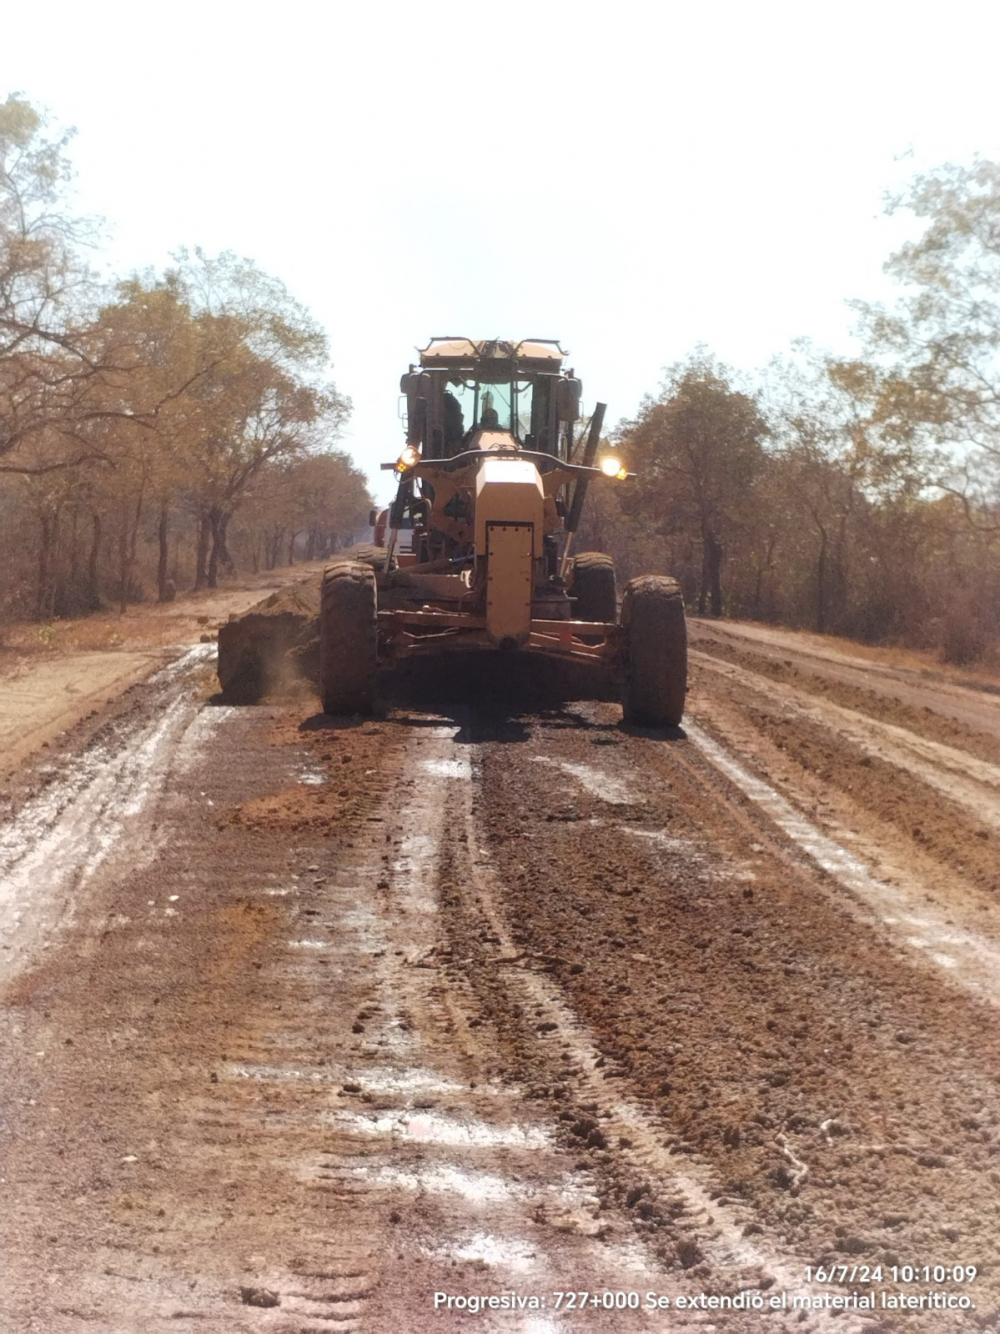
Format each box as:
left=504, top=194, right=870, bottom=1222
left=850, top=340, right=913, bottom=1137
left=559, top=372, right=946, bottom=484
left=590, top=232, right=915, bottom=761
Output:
left=445, top=378, right=534, bottom=442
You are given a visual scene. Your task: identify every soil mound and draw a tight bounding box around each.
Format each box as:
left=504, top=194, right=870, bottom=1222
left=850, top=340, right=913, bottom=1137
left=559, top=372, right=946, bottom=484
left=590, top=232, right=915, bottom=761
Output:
left=217, top=575, right=322, bottom=701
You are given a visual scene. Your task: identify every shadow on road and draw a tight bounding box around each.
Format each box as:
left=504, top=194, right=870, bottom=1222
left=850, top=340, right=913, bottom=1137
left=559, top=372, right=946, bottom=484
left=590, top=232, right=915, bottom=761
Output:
left=618, top=721, right=687, bottom=743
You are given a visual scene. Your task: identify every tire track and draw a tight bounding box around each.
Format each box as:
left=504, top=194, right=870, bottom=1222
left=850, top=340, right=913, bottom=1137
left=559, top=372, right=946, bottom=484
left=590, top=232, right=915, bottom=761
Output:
left=682, top=715, right=1000, bottom=1002
left=453, top=721, right=885, bottom=1331
left=0, top=644, right=219, bottom=984
left=692, top=650, right=1000, bottom=829
left=475, top=704, right=1000, bottom=1330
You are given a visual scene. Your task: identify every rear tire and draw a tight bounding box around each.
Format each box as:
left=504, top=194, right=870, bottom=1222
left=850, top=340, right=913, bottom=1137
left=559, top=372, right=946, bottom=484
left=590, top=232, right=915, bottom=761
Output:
left=571, top=551, right=617, bottom=623
left=350, top=542, right=395, bottom=573
left=320, top=560, right=377, bottom=714
left=621, top=575, right=687, bottom=726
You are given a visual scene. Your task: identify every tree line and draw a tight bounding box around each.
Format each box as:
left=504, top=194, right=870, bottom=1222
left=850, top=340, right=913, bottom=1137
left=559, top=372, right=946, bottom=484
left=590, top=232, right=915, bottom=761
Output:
left=0, top=95, right=371, bottom=624
left=5, top=93, right=998, bottom=664
left=578, top=160, right=1000, bottom=666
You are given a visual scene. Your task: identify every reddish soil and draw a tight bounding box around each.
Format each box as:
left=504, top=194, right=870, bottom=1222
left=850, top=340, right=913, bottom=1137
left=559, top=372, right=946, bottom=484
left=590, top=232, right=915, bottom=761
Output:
left=0, top=563, right=330, bottom=776
left=1, top=611, right=999, bottom=1331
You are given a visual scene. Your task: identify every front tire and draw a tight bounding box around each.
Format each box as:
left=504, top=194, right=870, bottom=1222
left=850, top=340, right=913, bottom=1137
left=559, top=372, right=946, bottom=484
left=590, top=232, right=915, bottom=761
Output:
left=571, top=551, right=618, bottom=623
left=621, top=575, right=687, bottom=726
left=319, top=560, right=377, bottom=714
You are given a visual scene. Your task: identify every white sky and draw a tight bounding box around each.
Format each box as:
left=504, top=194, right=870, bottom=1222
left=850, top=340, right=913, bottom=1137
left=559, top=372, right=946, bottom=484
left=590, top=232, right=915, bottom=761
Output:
left=4, top=0, right=1000, bottom=501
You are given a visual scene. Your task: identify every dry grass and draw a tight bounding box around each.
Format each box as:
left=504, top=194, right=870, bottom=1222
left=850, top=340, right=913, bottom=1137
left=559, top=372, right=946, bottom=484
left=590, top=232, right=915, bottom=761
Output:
left=0, top=563, right=330, bottom=661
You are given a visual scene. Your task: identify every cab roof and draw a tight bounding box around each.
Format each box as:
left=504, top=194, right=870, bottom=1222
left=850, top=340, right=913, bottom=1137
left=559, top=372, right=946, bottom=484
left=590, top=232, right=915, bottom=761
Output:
left=417, top=338, right=568, bottom=373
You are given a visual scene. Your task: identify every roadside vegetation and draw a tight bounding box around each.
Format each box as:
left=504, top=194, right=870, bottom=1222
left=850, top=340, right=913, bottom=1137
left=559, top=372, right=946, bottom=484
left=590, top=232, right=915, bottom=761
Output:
left=578, top=163, right=1000, bottom=667
left=3, top=93, right=999, bottom=667
left=0, top=95, right=370, bottom=626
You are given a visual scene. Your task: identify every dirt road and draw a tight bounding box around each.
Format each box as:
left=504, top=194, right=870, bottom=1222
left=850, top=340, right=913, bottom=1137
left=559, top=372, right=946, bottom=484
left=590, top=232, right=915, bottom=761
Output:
left=0, top=563, right=333, bottom=778
left=1, top=611, right=999, bottom=1332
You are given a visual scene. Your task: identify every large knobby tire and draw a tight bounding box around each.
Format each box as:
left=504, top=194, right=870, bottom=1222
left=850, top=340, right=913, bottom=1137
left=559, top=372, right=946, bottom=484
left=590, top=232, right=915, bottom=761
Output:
left=571, top=551, right=618, bottom=623
left=320, top=560, right=377, bottom=714
left=621, top=575, right=687, bottom=726
left=350, top=542, right=395, bottom=573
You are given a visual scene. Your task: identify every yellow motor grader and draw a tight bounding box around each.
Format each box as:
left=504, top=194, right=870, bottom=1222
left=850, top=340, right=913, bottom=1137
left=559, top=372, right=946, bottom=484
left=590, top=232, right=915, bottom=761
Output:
left=320, top=338, right=687, bottom=725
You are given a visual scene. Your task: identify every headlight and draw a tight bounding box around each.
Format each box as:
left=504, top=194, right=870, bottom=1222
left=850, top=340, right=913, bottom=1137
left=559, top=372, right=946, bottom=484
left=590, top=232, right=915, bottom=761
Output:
left=397, top=445, right=420, bottom=471
left=600, top=455, right=622, bottom=477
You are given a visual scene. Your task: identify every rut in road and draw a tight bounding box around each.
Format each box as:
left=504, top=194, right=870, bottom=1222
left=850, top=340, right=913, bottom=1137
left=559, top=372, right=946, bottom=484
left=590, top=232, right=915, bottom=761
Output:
left=686, top=646, right=1000, bottom=1001
left=475, top=698, right=1000, bottom=1332
left=0, top=645, right=219, bottom=984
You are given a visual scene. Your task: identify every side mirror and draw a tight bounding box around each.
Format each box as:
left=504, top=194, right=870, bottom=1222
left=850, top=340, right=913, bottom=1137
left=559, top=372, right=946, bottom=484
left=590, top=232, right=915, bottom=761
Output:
left=556, top=377, right=581, bottom=422
left=369, top=509, right=377, bottom=527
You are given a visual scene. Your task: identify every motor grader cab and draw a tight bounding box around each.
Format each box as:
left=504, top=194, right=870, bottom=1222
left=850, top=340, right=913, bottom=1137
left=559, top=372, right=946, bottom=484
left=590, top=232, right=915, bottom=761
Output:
left=320, top=338, right=687, bottom=725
